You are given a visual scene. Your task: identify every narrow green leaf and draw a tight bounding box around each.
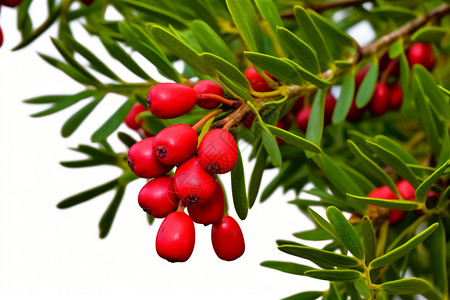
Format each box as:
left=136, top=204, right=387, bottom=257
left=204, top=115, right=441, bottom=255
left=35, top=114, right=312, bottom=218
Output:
left=399, top=50, right=411, bottom=105
left=117, top=131, right=137, bottom=148
left=366, top=141, right=420, bottom=188
left=226, top=0, right=265, bottom=52
left=146, top=214, right=155, bottom=225
left=389, top=39, right=403, bottom=59
left=261, top=127, right=282, bottom=168
left=307, top=207, right=340, bottom=242
left=278, top=245, right=360, bottom=268
left=348, top=140, right=400, bottom=197
left=374, top=135, right=417, bottom=165
left=57, top=178, right=119, bottom=208
left=293, top=228, right=333, bottom=241
left=217, top=71, right=254, bottom=102
left=304, top=269, right=361, bottom=281
left=282, top=291, right=323, bottom=300
left=99, top=185, right=125, bottom=238
left=308, top=9, right=355, bottom=48
left=306, top=89, right=325, bottom=152
left=371, top=6, right=417, bottom=21
left=61, top=94, right=104, bottom=138
left=355, top=61, right=378, bottom=108
left=287, top=59, right=331, bottom=88
left=277, top=27, right=320, bottom=74
left=370, top=223, right=438, bottom=269
left=438, top=84, right=450, bottom=97
left=248, top=145, right=268, bottom=208
left=245, top=52, right=303, bottom=86
left=428, top=218, right=448, bottom=295
left=192, top=20, right=235, bottom=65
left=276, top=239, right=305, bottom=247
left=30, top=91, right=97, bottom=118
left=346, top=194, right=419, bottom=210
left=361, top=216, right=376, bottom=263
left=327, top=206, right=364, bottom=260
left=412, top=26, right=448, bottom=43
left=201, top=53, right=250, bottom=89
left=255, top=0, right=283, bottom=38
left=260, top=161, right=297, bottom=202
left=438, top=124, right=450, bottom=168
left=416, top=160, right=450, bottom=203
left=231, top=148, right=249, bottom=220
left=338, top=163, right=376, bottom=195
left=293, top=6, right=332, bottom=71
left=333, top=69, right=355, bottom=124
left=91, top=100, right=135, bottom=142
left=380, top=278, right=436, bottom=297
left=24, top=90, right=96, bottom=105
left=266, top=124, right=321, bottom=153
left=261, top=261, right=315, bottom=276
left=354, top=277, right=372, bottom=299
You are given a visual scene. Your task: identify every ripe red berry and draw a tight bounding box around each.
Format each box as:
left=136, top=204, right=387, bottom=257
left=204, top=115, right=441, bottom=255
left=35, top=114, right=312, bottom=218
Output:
left=127, top=137, right=173, bottom=178
left=187, top=181, right=225, bottom=225
left=355, top=65, right=370, bottom=89
left=408, top=43, right=435, bottom=71
left=156, top=212, right=195, bottom=263
left=296, top=107, right=310, bottom=133
left=211, top=215, right=245, bottom=261
left=138, top=175, right=180, bottom=218
left=389, top=83, right=403, bottom=110
left=379, top=54, right=400, bottom=78
left=397, top=180, right=415, bottom=200
left=1, top=0, right=23, bottom=7
left=369, top=186, right=405, bottom=225
left=198, top=129, right=238, bottom=174
left=153, top=124, right=198, bottom=165
left=174, top=157, right=216, bottom=205
left=244, top=66, right=274, bottom=92
left=124, top=103, right=147, bottom=130
left=324, top=94, right=336, bottom=125
left=369, top=83, right=390, bottom=116
left=193, top=80, right=224, bottom=110
left=346, top=101, right=366, bottom=122
left=147, top=83, right=197, bottom=119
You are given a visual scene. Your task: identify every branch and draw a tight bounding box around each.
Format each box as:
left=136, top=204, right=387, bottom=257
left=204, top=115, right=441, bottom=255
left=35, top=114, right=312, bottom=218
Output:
left=280, top=0, right=372, bottom=19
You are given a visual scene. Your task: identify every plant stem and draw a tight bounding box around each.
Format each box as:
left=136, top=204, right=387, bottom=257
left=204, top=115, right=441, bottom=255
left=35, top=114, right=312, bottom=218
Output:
left=198, top=94, right=242, bottom=108
left=280, top=0, right=373, bottom=18
left=192, top=109, right=224, bottom=131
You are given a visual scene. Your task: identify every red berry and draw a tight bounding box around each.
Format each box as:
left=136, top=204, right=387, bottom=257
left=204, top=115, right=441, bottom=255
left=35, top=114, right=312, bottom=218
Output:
left=211, top=216, right=245, bottom=261
left=187, top=181, right=225, bottom=225
left=355, top=65, right=370, bottom=89
left=244, top=66, right=274, bottom=92
left=153, top=124, right=198, bottom=165
left=156, top=212, right=195, bottom=263
left=198, top=129, right=238, bottom=174
left=296, top=107, right=310, bottom=133
left=124, top=103, right=147, bottom=130
left=346, top=101, right=366, bottom=122
left=397, top=180, right=415, bottom=200
left=147, top=83, right=197, bottom=119
left=127, top=137, right=173, bottom=178
left=324, top=93, right=336, bottom=125
left=138, top=175, right=180, bottom=218
left=193, top=80, right=224, bottom=110
left=388, top=209, right=407, bottom=225
left=369, top=83, right=390, bottom=117
left=174, top=157, right=216, bottom=205
left=379, top=54, right=400, bottom=78
left=389, top=83, right=403, bottom=110
left=408, top=43, right=435, bottom=71
left=1, top=0, right=23, bottom=7
left=369, top=186, right=405, bottom=225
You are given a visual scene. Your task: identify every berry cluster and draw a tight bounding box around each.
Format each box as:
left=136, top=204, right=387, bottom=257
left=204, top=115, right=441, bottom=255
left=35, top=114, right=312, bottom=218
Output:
left=127, top=81, right=245, bottom=262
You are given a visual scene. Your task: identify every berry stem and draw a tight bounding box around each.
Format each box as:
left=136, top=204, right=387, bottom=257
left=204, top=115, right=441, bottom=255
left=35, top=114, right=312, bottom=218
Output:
left=192, top=109, right=224, bottom=131
left=176, top=200, right=186, bottom=213
left=198, top=93, right=241, bottom=108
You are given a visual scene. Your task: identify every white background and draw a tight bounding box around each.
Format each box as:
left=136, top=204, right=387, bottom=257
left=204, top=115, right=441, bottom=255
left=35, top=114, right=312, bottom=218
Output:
left=0, top=3, right=374, bottom=299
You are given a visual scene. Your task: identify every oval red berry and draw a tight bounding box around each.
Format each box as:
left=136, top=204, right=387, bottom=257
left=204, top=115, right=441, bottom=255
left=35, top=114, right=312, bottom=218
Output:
left=193, top=80, right=224, bottom=110
left=244, top=66, right=274, bottom=92
left=147, top=83, right=197, bottom=119
left=187, top=181, right=225, bottom=225
left=124, top=103, right=147, bottom=130
left=198, top=129, right=238, bottom=174
left=138, top=175, right=179, bottom=218
left=211, top=215, right=245, bottom=261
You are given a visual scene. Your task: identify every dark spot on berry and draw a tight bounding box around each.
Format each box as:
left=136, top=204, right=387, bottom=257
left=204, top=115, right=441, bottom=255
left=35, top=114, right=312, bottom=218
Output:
left=156, top=146, right=168, bottom=159
left=167, top=258, right=178, bottom=263
left=207, top=163, right=220, bottom=174
left=147, top=95, right=152, bottom=109
left=142, top=208, right=152, bottom=215
left=187, top=195, right=199, bottom=204
left=127, top=157, right=134, bottom=171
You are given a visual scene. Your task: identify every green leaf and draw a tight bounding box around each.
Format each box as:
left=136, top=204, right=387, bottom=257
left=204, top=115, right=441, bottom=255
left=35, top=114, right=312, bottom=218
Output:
left=354, top=277, right=371, bottom=298
left=278, top=245, right=360, bottom=268
left=61, top=94, right=104, bottom=138
left=333, top=69, right=355, bottom=124
left=201, top=53, right=250, bottom=89
left=293, top=6, right=332, bottom=71
left=121, top=0, right=190, bottom=28
left=293, top=228, right=333, bottom=241
left=225, top=0, right=265, bottom=53
left=230, top=148, right=249, bottom=220
left=380, top=278, right=437, bottom=298
left=217, top=71, right=254, bottom=102
left=369, top=223, right=438, bottom=269
left=260, top=161, right=297, bottom=202
left=152, top=25, right=214, bottom=77
left=307, top=207, right=340, bottom=242
left=266, top=124, right=321, bottom=153
left=361, top=216, right=376, bottom=264
left=192, top=20, right=235, bottom=65
left=245, top=52, right=303, bottom=86
left=389, top=39, right=403, bottom=59
left=99, top=185, right=125, bottom=238
left=24, top=90, right=96, bottom=105
left=374, top=135, right=417, bottom=165
left=287, top=59, right=331, bottom=88
left=304, top=269, right=361, bottom=281
left=282, top=291, right=323, bottom=300
left=99, top=33, right=151, bottom=81
left=118, top=131, right=137, bottom=148
left=261, top=261, right=315, bottom=276
left=261, top=127, right=282, bottom=168
left=439, top=84, right=450, bottom=97
left=326, top=206, right=364, bottom=260
left=355, top=61, right=378, bottom=108
left=371, top=6, right=417, bottom=21
left=346, top=194, right=419, bottom=210
left=416, top=160, right=450, bottom=203
left=91, top=99, right=135, bottom=142
left=306, top=89, right=325, bottom=153
left=255, top=0, right=283, bottom=38
left=399, top=50, right=411, bottom=105
left=146, top=214, right=155, bottom=225
left=248, top=145, right=268, bottom=208
left=366, top=141, right=420, bottom=189
left=338, top=163, right=376, bottom=195
left=57, top=178, right=119, bottom=208
left=347, top=140, right=400, bottom=197
left=276, top=27, right=320, bottom=74
left=412, top=26, right=448, bottom=43
left=428, top=218, right=448, bottom=295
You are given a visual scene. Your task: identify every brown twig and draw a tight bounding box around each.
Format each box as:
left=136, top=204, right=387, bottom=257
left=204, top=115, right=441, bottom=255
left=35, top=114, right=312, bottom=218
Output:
left=280, top=0, right=372, bottom=19
left=192, top=109, right=224, bottom=131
